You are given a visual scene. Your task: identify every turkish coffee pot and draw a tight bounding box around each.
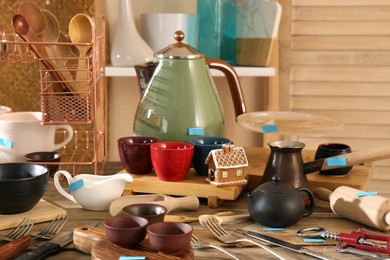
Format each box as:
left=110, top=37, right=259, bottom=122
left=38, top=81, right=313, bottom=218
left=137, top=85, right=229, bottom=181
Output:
left=133, top=30, right=247, bottom=142
left=262, top=140, right=390, bottom=189
left=248, top=175, right=315, bottom=228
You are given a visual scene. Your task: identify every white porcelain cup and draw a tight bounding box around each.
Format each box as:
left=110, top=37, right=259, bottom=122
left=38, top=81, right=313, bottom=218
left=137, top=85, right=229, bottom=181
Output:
left=0, top=112, right=73, bottom=162
left=141, top=13, right=197, bottom=51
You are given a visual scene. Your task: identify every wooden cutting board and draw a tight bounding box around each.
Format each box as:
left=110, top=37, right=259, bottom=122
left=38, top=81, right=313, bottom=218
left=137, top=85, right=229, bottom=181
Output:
left=74, top=226, right=193, bottom=260
left=0, top=199, right=66, bottom=230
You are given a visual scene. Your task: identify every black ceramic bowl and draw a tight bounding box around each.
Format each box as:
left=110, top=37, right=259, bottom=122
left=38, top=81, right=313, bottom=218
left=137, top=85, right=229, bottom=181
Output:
left=314, top=143, right=352, bottom=176
left=24, top=151, right=62, bottom=175
left=0, top=163, right=49, bottom=214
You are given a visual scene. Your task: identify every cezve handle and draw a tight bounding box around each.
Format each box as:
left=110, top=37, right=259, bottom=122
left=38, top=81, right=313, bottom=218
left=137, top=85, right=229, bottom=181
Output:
left=304, top=145, right=390, bottom=174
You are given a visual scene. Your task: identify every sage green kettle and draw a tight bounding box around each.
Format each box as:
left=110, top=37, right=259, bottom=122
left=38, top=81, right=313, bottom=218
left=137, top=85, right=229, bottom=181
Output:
left=133, top=30, right=247, bottom=142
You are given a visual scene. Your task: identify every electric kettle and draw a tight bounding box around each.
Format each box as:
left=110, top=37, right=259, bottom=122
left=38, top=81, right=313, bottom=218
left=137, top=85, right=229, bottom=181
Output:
left=133, top=30, right=247, bottom=142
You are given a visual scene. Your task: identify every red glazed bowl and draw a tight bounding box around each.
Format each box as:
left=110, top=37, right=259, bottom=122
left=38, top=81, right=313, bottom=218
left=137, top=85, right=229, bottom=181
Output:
left=118, top=136, right=159, bottom=175
left=104, top=215, right=148, bottom=248
left=147, top=222, right=192, bottom=254
left=150, top=142, right=194, bottom=182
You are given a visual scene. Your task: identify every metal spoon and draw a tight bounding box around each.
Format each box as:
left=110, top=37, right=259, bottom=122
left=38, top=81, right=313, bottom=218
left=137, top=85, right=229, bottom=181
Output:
left=68, top=13, right=93, bottom=93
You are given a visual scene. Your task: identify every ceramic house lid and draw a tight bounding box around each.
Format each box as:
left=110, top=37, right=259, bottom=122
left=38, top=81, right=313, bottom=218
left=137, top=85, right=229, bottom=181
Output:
left=205, top=146, right=249, bottom=169
left=155, top=30, right=203, bottom=59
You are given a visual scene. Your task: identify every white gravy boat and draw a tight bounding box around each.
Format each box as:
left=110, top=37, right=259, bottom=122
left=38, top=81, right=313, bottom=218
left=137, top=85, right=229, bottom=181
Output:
left=54, top=170, right=133, bottom=211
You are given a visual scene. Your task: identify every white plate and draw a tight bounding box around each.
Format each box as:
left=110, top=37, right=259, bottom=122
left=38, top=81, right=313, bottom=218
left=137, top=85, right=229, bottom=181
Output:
left=237, top=111, right=344, bottom=135
left=0, top=106, right=11, bottom=114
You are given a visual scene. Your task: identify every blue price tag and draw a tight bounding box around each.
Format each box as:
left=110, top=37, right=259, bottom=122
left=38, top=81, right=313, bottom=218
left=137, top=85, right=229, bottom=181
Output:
left=326, top=157, right=347, bottom=166
left=119, top=257, right=146, bottom=260
left=0, top=138, right=13, bottom=148
left=303, top=238, right=326, bottom=243
left=187, top=128, right=204, bottom=136
left=356, top=191, right=378, bottom=197
left=69, top=179, right=84, bottom=192
left=261, top=125, right=278, bottom=133
left=263, top=227, right=284, bottom=231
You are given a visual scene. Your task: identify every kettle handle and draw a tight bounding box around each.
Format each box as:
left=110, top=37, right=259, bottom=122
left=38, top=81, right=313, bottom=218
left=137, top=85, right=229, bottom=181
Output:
left=206, top=58, right=247, bottom=118
left=298, top=187, right=316, bottom=217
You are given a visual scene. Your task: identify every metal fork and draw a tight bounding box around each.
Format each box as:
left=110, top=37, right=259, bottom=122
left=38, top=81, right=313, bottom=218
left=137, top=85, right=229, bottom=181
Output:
left=31, top=215, right=69, bottom=240
left=191, top=234, right=240, bottom=260
left=0, top=218, right=35, bottom=242
left=199, top=215, right=294, bottom=260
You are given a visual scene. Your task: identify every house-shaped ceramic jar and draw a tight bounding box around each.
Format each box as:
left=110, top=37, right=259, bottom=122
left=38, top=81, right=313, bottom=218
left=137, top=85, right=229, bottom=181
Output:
left=205, top=144, right=249, bottom=187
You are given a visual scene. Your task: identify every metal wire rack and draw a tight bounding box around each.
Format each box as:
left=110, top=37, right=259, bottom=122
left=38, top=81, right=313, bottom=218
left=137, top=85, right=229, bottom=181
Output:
left=0, top=16, right=106, bottom=175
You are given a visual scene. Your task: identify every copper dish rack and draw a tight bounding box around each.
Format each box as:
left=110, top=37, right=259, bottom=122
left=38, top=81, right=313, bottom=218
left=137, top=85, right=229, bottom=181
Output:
left=0, top=16, right=106, bottom=175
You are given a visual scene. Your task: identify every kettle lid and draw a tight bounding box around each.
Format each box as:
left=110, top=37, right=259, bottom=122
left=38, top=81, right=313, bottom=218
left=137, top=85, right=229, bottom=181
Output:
left=155, top=30, right=203, bottom=59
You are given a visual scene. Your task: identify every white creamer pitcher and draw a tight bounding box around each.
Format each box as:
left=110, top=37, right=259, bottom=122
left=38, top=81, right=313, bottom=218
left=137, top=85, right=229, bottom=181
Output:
left=54, top=170, right=133, bottom=211
left=0, top=112, right=73, bottom=162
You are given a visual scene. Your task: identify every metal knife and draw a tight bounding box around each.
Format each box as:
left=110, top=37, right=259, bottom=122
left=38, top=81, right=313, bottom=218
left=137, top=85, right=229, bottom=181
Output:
left=14, top=221, right=99, bottom=260
left=235, top=229, right=330, bottom=260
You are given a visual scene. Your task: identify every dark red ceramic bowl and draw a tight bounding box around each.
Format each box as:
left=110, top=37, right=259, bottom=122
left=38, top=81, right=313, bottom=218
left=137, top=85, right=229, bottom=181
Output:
left=147, top=222, right=192, bottom=254
left=118, top=136, right=159, bottom=175
left=150, top=142, right=194, bottom=182
left=121, top=203, right=167, bottom=225
left=104, top=215, right=148, bottom=248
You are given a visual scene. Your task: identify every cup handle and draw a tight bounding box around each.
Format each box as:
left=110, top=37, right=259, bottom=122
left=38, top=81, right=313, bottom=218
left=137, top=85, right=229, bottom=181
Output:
left=299, top=188, right=316, bottom=217
left=54, top=170, right=77, bottom=203
left=53, top=125, right=74, bottom=151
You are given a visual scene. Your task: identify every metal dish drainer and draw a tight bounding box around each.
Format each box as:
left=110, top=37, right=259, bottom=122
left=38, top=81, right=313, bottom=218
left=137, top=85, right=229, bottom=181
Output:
left=0, top=16, right=106, bottom=175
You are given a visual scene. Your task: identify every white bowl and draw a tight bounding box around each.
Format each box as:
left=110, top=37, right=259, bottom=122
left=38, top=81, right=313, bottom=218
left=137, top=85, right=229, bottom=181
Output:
left=0, top=106, right=11, bottom=114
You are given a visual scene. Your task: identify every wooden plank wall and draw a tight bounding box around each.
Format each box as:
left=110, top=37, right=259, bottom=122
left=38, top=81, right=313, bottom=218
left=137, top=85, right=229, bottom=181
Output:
left=278, top=0, right=390, bottom=196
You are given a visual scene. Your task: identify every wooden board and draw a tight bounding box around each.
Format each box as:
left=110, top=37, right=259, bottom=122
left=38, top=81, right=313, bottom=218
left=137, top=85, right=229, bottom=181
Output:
left=123, top=170, right=246, bottom=207
left=122, top=147, right=370, bottom=207
left=74, top=226, right=193, bottom=260
left=244, top=147, right=371, bottom=191
left=0, top=199, right=66, bottom=230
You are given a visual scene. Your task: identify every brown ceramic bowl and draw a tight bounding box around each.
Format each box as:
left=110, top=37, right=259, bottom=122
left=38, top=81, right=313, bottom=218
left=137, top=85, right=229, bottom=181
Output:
left=104, top=215, right=148, bottom=248
left=24, top=151, right=62, bottom=175
left=121, top=203, right=167, bottom=225
left=147, top=222, right=192, bottom=254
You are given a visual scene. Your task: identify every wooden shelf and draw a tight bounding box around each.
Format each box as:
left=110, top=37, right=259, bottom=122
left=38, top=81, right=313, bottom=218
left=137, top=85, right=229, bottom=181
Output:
left=105, top=64, right=276, bottom=78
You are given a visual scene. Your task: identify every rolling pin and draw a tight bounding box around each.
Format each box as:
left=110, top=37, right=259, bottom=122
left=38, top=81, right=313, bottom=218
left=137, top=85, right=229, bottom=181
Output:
left=314, top=186, right=390, bottom=231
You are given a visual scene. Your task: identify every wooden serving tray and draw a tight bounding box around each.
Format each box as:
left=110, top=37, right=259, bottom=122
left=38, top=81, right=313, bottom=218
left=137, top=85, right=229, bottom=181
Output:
left=123, top=170, right=245, bottom=208
left=122, top=147, right=370, bottom=208
left=74, top=226, right=193, bottom=260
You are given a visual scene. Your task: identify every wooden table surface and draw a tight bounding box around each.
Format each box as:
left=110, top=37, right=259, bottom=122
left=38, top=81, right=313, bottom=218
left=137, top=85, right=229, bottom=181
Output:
left=0, top=162, right=382, bottom=259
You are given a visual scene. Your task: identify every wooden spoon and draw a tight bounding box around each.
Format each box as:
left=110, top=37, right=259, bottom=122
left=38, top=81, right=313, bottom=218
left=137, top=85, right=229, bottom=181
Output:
left=12, top=14, right=75, bottom=93
left=68, top=13, right=93, bottom=93
left=57, top=31, right=78, bottom=68
left=40, top=9, right=76, bottom=90
left=18, top=0, right=46, bottom=37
